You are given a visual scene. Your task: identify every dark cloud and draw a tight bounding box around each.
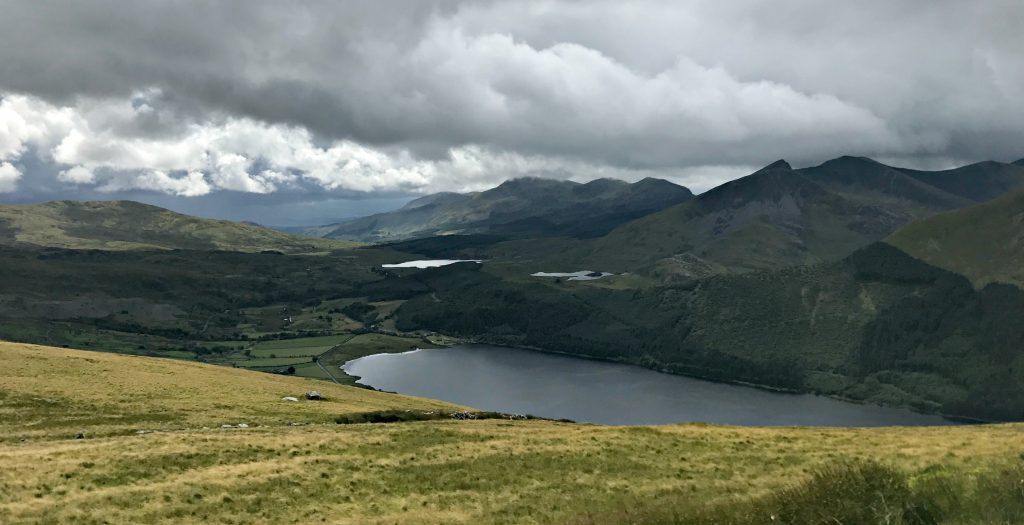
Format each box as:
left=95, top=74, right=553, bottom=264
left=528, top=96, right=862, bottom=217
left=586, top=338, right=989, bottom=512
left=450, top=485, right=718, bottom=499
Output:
left=0, top=1, right=1021, bottom=223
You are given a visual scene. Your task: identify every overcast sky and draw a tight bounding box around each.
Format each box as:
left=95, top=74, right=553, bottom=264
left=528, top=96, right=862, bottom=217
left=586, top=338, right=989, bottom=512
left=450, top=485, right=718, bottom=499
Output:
left=0, top=1, right=1022, bottom=225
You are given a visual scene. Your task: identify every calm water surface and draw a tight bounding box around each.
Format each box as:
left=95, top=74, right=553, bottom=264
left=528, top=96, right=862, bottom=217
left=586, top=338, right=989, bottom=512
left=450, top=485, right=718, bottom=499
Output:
left=381, top=259, right=482, bottom=268
left=343, top=345, right=953, bottom=426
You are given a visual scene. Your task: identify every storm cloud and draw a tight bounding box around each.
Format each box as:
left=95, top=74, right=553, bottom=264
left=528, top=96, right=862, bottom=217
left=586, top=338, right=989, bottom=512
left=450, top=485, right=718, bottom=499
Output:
left=0, top=1, right=1021, bottom=222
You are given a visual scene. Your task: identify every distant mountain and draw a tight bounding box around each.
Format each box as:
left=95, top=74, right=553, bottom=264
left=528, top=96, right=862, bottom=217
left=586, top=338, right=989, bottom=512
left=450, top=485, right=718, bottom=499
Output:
left=573, top=157, right=1024, bottom=276
left=316, top=177, right=694, bottom=243
left=799, top=156, right=972, bottom=211
left=895, top=160, right=1024, bottom=203
left=0, top=200, right=357, bottom=253
left=886, top=188, right=1024, bottom=289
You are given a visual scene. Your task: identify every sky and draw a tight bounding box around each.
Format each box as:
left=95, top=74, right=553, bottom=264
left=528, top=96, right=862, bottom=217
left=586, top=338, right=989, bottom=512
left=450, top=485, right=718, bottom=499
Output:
left=0, top=1, right=1022, bottom=225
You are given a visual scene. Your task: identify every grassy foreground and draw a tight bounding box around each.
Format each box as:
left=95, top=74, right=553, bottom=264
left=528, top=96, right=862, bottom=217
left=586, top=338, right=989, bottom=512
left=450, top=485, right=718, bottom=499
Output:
left=1, top=342, right=1023, bottom=524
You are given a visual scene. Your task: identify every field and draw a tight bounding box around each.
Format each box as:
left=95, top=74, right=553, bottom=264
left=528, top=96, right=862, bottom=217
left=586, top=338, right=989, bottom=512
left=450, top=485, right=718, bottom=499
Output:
left=316, top=333, right=439, bottom=385
left=191, top=332, right=436, bottom=384
left=2, top=341, right=1024, bottom=524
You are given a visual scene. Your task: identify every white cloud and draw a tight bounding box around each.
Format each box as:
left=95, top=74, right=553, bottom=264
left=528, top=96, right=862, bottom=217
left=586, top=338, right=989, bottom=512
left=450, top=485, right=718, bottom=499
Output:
left=99, top=170, right=211, bottom=197
left=5, top=91, right=706, bottom=197
left=0, top=95, right=75, bottom=159
left=0, top=162, right=21, bottom=192
left=58, top=165, right=95, bottom=184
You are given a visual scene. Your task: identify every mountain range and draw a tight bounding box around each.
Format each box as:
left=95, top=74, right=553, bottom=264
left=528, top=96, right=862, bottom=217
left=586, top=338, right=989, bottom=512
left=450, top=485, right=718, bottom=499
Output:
left=299, top=155, right=1024, bottom=281
left=313, top=176, right=694, bottom=242
left=570, top=157, right=1024, bottom=276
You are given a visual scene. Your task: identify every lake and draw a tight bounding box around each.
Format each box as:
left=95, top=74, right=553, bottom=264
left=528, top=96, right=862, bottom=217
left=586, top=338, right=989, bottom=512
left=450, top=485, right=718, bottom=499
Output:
left=343, top=344, right=954, bottom=426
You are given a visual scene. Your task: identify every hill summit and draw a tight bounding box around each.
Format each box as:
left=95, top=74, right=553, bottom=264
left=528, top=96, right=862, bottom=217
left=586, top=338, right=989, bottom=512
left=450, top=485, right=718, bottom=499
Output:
left=0, top=200, right=355, bottom=253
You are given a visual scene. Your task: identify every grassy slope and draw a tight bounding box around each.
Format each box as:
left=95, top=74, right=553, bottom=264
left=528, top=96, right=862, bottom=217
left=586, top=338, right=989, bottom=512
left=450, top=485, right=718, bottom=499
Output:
left=3, top=342, right=1024, bottom=524
left=886, top=189, right=1024, bottom=289
left=0, top=200, right=357, bottom=253
left=0, top=341, right=459, bottom=442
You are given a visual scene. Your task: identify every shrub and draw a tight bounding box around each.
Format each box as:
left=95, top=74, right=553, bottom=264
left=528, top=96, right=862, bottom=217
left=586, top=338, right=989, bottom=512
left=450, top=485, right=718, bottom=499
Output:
left=334, top=410, right=543, bottom=425
left=576, top=461, right=942, bottom=525
left=752, top=461, right=936, bottom=525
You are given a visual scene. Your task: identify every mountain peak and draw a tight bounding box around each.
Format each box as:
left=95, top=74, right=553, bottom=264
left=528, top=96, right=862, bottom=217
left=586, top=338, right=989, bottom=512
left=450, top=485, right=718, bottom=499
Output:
left=758, top=159, right=792, bottom=172
left=490, top=177, right=574, bottom=193
left=499, top=176, right=571, bottom=186
left=632, top=176, right=689, bottom=190
left=400, top=192, right=463, bottom=211
left=580, top=177, right=628, bottom=189
left=809, top=156, right=896, bottom=176
left=826, top=155, right=882, bottom=166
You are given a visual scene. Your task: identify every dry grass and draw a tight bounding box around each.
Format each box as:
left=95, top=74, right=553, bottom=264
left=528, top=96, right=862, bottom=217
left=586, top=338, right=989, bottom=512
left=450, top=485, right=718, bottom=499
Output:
left=1, top=341, right=1023, bottom=524
left=0, top=341, right=459, bottom=441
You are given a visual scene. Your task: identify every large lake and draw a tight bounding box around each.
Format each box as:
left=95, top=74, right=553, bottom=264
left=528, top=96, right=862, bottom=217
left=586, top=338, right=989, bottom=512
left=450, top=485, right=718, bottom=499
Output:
left=343, top=344, right=953, bottom=426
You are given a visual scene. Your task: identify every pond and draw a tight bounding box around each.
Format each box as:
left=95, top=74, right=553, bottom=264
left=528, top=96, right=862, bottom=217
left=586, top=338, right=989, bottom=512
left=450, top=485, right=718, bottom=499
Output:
left=342, top=345, right=954, bottom=426
left=381, top=259, right=482, bottom=269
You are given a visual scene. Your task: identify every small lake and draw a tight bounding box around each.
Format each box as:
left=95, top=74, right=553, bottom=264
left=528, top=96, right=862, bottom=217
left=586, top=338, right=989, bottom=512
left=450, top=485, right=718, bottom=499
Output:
left=531, top=271, right=614, bottom=281
left=382, top=259, right=482, bottom=269
left=343, top=345, right=954, bottom=427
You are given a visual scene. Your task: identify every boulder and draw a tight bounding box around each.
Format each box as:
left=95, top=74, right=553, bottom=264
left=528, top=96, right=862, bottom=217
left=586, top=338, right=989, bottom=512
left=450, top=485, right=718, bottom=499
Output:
left=305, top=391, right=325, bottom=400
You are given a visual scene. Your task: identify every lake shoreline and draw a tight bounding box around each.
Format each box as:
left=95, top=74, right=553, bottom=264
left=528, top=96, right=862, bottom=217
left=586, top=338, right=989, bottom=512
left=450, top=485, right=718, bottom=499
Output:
left=343, top=341, right=959, bottom=426
left=396, top=333, right=984, bottom=425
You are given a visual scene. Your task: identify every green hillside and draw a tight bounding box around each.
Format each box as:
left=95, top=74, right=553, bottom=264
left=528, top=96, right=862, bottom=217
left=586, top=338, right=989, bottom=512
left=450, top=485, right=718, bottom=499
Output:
left=886, top=188, right=1024, bottom=288
left=319, top=177, right=694, bottom=242
left=0, top=200, right=357, bottom=253
left=395, top=243, right=1024, bottom=421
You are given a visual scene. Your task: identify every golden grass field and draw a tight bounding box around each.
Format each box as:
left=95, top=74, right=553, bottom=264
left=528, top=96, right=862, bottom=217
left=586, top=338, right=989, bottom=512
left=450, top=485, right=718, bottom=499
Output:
left=2, top=341, right=1023, bottom=524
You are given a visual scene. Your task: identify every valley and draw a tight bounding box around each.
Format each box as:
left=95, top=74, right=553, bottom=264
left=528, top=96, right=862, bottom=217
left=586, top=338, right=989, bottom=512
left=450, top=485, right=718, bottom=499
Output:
left=2, top=156, right=1024, bottom=523
left=3, top=156, right=1024, bottom=422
